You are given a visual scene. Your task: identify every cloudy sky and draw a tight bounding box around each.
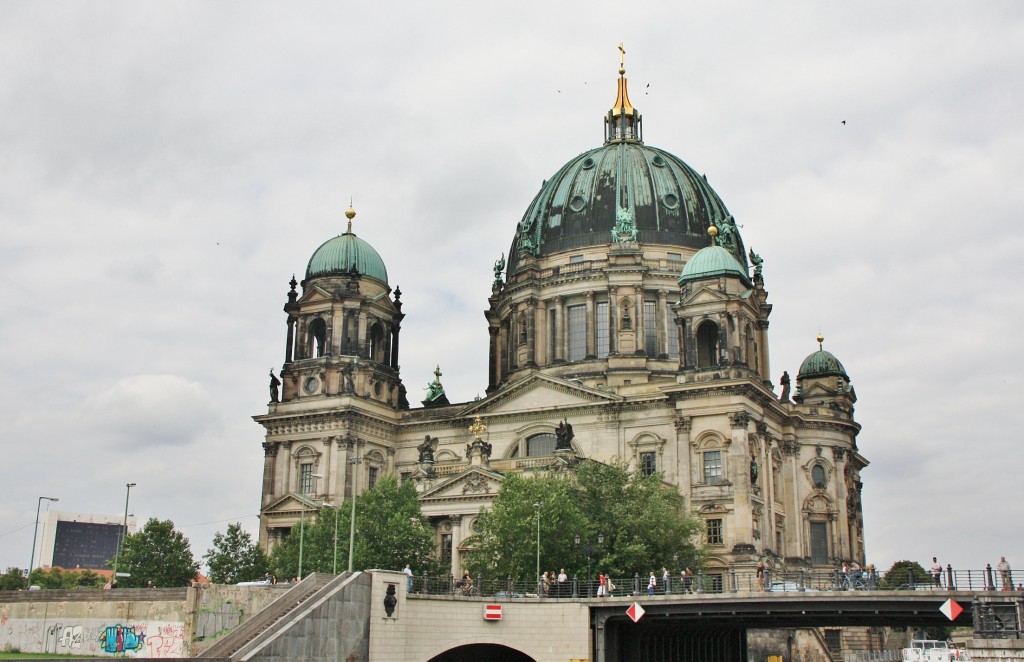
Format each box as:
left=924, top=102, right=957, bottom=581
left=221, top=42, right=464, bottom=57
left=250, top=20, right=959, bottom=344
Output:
left=2, top=1, right=1022, bottom=577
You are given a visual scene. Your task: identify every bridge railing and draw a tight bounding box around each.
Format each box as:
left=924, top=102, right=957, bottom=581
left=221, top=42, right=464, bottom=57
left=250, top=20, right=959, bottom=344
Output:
left=410, top=567, right=1020, bottom=599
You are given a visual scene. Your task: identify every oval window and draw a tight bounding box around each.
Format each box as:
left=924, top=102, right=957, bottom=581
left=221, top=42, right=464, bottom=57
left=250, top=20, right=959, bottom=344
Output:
left=569, top=195, right=586, bottom=212
left=581, top=157, right=596, bottom=170
left=663, top=193, right=679, bottom=209
left=652, top=155, right=666, bottom=167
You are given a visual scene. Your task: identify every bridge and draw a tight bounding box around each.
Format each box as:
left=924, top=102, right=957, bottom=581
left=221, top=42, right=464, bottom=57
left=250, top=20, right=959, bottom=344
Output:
left=2, top=571, right=1021, bottom=661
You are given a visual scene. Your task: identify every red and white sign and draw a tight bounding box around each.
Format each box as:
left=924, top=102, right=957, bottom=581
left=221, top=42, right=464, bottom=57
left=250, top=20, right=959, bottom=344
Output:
left=940, top=598, right=963, bottom=621
left=626, top=602, right=646, bottom=623
left=483, top=604, right=503, bottom=621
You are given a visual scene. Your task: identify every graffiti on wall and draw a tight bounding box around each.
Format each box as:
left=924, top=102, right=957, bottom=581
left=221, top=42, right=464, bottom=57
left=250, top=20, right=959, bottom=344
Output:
left=99, top=624, right=146, bottom=654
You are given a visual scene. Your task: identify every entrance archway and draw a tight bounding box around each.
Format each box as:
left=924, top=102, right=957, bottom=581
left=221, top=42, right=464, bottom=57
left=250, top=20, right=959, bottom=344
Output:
left=428, top=643, right=536, bottom=662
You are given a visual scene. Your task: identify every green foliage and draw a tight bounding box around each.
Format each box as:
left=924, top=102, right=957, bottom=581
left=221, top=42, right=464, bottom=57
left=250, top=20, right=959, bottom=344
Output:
left=27, top=567, right=106, bottom=589
left=204, top=523, right=270, bottom=584
left=467, top=460, right=704, bottom=582
left=0, top=567, right=26, bottom=591
left=116, top=518, right=200, bottom=588
left=270, top=475, right=442, bottom=579
left=880, top=560, right=932, bottom=589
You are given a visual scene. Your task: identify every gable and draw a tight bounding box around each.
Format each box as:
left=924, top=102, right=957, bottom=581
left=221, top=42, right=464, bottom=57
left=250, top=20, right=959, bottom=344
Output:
left=680, top=285, right=730, bottom=307
left=463, top=374, right=620, bottom=417
left=263, top=492, right=321, bottom=515
left=419, top=468, right=504, bottom=503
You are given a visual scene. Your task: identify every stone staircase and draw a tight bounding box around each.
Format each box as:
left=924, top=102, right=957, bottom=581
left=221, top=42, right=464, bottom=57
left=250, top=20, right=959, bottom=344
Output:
left=197, top=573, right=342, bottom=660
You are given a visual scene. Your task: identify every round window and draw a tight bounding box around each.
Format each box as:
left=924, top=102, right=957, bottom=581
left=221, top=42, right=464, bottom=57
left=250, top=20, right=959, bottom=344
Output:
left=663, top=193, right=679, bottom=209
left=652, top=155, right=666, bottom=167
left=569, top=195, right=586, bottom=212
left=581, top=157, right=596, bottom=169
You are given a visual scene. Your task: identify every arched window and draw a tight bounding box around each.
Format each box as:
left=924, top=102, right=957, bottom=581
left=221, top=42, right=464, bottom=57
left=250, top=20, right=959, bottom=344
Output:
left=308, top=318, right=327, bottom=358
left=525, top=433, right=556, bottom=457
left=812, top=464, right=827, bottom=488
left=696, top=321, right=720, bottom=368
left=369, top=323, right=385, bottom=363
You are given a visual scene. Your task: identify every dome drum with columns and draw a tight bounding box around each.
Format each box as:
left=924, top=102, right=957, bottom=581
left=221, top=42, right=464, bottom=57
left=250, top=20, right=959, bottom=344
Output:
left=255, top=50, right=867, bottom=584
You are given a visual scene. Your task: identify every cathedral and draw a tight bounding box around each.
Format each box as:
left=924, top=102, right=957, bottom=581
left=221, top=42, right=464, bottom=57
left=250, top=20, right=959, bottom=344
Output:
left=254, top=55, right=867, bottom=586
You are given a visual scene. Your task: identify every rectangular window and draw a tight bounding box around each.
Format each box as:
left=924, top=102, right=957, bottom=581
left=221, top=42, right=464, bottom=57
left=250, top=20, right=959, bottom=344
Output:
left=400, top=472, right=412, bottom=483
left=368, top=466, right=379, bottom=490
left=666, top=318, right=679, bottom=359
left=810, top=521, right=829, bottom=565
left=667, top=252, right=682, bottom=262
left=644, top=301, right=657, bottom=355
left=567, top=305, right=586, bottom=361
left=569, top=254, right=585, bottom=264
left=640, top=451, right=657, bottom=476
left=596, top=302, right=609, bottom=358
left=707, top=518, right=723, bottom=545
left=824, top=630, right=842, bottom=651
left=776, top=528, right=783, bottom=554
left=703, top=450, right=723, bottom=484
left=300, top=463, right=314, bottom=493
left=440, top=534, right=453, bottom=563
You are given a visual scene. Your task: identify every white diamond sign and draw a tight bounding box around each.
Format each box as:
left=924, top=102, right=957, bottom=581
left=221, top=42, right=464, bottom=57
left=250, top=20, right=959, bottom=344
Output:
left=626, top=602, right=646, bottom=623
left=940, top=598, right=963, bottom=621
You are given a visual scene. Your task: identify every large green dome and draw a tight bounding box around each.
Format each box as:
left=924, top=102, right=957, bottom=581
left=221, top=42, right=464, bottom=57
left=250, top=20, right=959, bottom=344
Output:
left=305, top=231, right=388, bottom=284
left=678, top=245, right=751, bottom=285
left=508, top=141, right=744, bottom=270
left=798, top=349, right=849, bottom=380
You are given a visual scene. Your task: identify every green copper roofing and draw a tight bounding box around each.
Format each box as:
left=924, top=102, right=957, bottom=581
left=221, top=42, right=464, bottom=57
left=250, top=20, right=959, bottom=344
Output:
left=305, top=232, right=389, bottom=284
left=678, top=245, right=751, bottom=286
left=798, top=349, right=849, bottom=380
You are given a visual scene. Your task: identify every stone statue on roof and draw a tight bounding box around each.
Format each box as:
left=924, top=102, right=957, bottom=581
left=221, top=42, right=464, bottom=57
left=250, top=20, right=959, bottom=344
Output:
left=493, top=253, right=506, bottom=288
left=269, top=369, right=281, bottom=403
left=749, top=248, right=763, bottom=282
left=555, top=418, right=575, bottom=451
left=715, top=214, right=738, bottom=253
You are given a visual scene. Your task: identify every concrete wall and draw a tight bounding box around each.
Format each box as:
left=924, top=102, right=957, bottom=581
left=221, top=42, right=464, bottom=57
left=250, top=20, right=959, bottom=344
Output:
left=0, top=585, right=285, bottom=658
left=966, top=638, right=1024, bottom=661
left=369, top=570, right=591, bottom=662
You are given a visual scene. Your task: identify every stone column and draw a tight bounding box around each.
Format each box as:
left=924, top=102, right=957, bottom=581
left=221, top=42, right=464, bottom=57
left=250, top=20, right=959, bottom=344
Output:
left=262, top=442, right=279, bottom=506
left=526, top=298, right=537, bottom=367
left=451, top=516, right=464, bottom=577
left=757, top=319, right=771, bottom=381
left=487, top=325, right=499, bottom=390
left=285, top=316, right=296, bottom=363
left=633, top=286, right=644, bottom=354
left=657, top=289, right=669, bottom=358
left=608, top=288, right=617, bottom=354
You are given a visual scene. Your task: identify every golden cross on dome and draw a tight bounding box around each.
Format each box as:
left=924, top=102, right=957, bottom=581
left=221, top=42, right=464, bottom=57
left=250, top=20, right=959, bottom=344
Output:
left=617, top=42, right=626, bottom=73
left=468, top=416, right=487, bottom=441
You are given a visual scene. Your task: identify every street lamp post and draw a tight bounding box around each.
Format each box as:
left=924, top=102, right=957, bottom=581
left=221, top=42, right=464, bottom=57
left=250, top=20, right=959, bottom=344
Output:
left=322, top=501, right=340, bottom=574
left=574, top=532, right=604, bottom=597
left=28, top=496, right=59, bottom=585
left=347, top=457, right=362, bottom=573
left=533, top=502, right=542, bottom=595
left=297, top=474, right=322, bottom=581
left=111, top=483, right=136, bottom=584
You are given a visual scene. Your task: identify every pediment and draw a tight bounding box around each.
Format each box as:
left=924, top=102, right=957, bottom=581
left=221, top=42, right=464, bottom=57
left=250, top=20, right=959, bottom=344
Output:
left=419, top=467, right=505, bottom=502
left=461, top=374, right=620, bottom=417
left=263, top=492, right=322, bottom=515
left=297, top=284, right=333, bottom=305
left=680, top=285, right=730, bottom=307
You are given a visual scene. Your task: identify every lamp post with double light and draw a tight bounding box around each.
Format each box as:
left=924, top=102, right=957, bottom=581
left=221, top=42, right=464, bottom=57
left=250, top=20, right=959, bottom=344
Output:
left=574, top=532, right=604, bottom=597
left=28, top=496, right=59, bottom=585
left=297, top=473, right=322, bottom=581
left=533, top=502, right=542, bottom=595
left=111, top=483, right=136, bottom=584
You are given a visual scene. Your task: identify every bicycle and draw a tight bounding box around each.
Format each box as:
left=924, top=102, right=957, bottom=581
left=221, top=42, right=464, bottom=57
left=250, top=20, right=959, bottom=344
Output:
left=841, top=573, right=869, bottom=591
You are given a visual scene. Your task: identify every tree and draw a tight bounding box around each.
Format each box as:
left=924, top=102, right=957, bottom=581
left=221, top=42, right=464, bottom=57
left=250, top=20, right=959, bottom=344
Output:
left=0, top=567, right=26, bottom=591
left=270, top=475, right=442, bottom=579
left=204, top=523, right=269, bottom=584
left=116, top=518, right=199, bottom=587
left=466, top=460, right=704, bottom=583
left=27, top=567, right=106, bottom=589
left=879, top=560, right=932, bottom=589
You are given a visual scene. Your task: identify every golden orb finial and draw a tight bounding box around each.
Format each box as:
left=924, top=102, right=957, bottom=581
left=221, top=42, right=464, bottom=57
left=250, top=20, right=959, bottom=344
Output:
left=817, top=334, right=825, bottom=350
left=345, top=206, right=356, bottom=220
left=707, top=225, right=719, bottom=237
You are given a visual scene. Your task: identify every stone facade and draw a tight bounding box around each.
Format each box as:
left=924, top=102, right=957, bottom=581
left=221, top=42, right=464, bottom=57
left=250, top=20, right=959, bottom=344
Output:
left=254, top=63, right=868, bottom=585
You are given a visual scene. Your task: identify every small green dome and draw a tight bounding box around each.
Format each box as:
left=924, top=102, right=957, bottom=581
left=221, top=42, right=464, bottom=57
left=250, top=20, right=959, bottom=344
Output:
left=678, top=245, right=750, bottom=285
left=305, top=232, right=388, bottom=284
left=798, top=350, right=849, bottom=380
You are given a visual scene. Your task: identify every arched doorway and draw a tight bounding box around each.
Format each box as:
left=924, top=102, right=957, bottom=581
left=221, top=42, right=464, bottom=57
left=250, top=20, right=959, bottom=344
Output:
left=428, top=643, right=536, bottom=662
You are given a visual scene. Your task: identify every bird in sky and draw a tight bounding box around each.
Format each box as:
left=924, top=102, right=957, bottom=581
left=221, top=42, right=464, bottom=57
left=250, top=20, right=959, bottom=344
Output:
left=841, top=120, right=846, bottom=125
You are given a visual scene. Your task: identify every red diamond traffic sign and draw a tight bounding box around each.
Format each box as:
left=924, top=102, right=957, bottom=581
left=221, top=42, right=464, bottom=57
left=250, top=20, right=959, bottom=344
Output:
left=940, top=598, right=963, bottom=621
left=626, top=602, right=646, bottom=623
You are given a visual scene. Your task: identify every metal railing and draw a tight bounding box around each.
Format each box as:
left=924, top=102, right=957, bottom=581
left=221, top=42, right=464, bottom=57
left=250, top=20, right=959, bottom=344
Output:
left=409, top=567, right=1020, bottom=600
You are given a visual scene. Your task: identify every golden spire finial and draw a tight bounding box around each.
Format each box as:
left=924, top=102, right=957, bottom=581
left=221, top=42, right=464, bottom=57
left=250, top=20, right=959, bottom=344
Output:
left=618, top=42, right=626, bottom=75
left=345, top=197, right=356, bottom=233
